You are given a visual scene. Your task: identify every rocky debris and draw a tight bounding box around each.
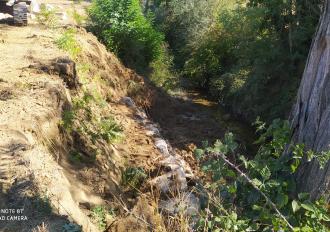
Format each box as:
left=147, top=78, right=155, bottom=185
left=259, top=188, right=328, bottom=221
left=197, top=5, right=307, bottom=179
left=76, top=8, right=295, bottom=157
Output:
left=121, top=96, right=136, bottom=108
left=120, top=96, right=200, bottom=216
left=145, top=124, right=160, bottom=136
left=160, top=155, right=194, bottom=178
left=159, top=192, right=200, bottom=216
left=53, top=57, right=79, bottom=89
left=149, top=168, right=188, bottom=193
left=155, top=138, right=170, bottom=157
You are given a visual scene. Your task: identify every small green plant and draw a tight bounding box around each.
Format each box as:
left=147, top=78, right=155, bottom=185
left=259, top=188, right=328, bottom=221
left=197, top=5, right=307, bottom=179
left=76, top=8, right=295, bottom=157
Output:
left=36, top=4, right=58, bottom=28
left=98, top=117, right=123, bottom=143
left=71, top=8, right=86, bottom=25
left=60, top=110, right=75, bottom=132
left=68, top=150, right=83, bottom=163
left=121, top=167, right=147, bottom=189
left=194, top=119, right=330, bottom=231
left=55, top=29, right=81, bottom=60
left=91, top=206, right=108, bottom=231
left=60, top=92, right=123, bottom=147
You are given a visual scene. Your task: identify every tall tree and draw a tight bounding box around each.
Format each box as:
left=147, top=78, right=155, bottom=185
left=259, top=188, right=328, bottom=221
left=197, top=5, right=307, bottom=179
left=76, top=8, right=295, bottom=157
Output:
left=289, top=0, right=330, bottom=200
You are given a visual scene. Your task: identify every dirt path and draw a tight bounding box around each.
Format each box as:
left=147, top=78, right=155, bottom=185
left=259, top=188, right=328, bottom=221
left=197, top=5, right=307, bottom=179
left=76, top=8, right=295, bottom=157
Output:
left=0, top=23, right=106, bottom=231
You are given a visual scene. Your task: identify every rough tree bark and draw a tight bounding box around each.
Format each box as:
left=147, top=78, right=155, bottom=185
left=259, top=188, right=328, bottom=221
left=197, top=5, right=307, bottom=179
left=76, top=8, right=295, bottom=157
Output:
left=289, top=0, right=330, bottom=200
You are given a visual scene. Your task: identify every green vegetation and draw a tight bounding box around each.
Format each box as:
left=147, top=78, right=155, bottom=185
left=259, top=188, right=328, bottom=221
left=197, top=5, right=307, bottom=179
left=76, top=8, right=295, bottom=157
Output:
left=88, top=0, right=179, bottom=90
left=121, top=167, right=147, bottom=189
left=145, top=0, right=321, bottom=122
left=85, top=1, right=330, bottom=231
left=194, top=120, right=329, bottom=231
left=55, top=29, right=82, bottom=60
left=91, top=205, right=115, bottom=231
left=88, top=0, right=321, bottom=122
left=70, top=8, right=86, bottom=25
left=91, top=206, right=107, bottom=230
left=60, top=92, right=123, bottom=144
left=88, top=0, right=164, bottom=72
left=36, top=4, right=58, bottom=28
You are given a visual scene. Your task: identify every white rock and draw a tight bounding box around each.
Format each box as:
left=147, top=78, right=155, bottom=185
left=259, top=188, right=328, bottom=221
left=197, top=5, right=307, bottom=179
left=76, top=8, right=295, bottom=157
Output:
left=155, top=138, right=170, bottom=156
left=149, top=168, right=187, bottom=193
left=6, top=0, right=15, bottom=7
left=174, top=168, right=188, bottom=190
left=145, top=124, right=160, bottom=136
left=120, top=97, right=136, bottom=108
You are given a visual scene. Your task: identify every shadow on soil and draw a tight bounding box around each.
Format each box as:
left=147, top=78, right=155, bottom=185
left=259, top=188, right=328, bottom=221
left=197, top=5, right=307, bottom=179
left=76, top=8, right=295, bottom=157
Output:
left=146, top=84, right=257, bottom=155
left=0, top=180, right=73, bottom=232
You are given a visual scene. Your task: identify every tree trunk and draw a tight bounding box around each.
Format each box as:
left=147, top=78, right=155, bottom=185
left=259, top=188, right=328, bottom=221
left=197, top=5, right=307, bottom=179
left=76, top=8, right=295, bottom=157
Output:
left=289, top=0, right=330, bottom=200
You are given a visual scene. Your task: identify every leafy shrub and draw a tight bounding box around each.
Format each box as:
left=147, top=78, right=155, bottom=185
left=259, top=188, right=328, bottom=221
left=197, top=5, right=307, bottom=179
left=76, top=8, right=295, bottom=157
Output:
left=182, top=0, right=321, bottom=122
left=149, top=45, right=178, bottom=91
left=88, top=0, right=164, bottom=72
left=194, top=119, right=330, bottom=231
left=91, top=206, right=108, bottom=231
left=55, top=29, right=82, bottom=60
left=151, top=0, right=221, bottom=69
left=121, top=167, right=147, bottom=189
left=60, top=92, right=123, bottom=144
left=99, top=117, right=123, bottom=143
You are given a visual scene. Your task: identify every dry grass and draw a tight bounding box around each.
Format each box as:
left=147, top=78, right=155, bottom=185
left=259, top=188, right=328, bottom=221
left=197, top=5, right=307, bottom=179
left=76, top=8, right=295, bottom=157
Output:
left=32, top=222, right=49, bottom=232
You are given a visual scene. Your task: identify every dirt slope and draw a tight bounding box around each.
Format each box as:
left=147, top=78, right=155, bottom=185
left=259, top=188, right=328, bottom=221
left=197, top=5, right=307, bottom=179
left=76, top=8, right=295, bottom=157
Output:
left=0, top=4, right=166, bottom=231
left=0, top=24, right=104, bottom=231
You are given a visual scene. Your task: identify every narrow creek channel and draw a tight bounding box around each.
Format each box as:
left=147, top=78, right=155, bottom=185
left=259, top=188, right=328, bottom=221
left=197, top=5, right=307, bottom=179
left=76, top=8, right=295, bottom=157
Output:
left=147, top=89, right=257, bottom=158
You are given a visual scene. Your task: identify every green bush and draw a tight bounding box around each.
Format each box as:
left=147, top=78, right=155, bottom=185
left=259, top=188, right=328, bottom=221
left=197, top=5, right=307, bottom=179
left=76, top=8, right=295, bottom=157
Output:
left=181, top=0, right=321, bottom=122
left=149, top=45, right=178, bottom=90
left=88, top=0, right=164, bottom=72
left=55, top=29, right=81, bottom=60
left=60, top=92, right=123, bottom=144
left=121, top=167, right=147, bottom=190
left=91, top=206, right=115, bottom=231
left=194, top=119, right=330, bottom=231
